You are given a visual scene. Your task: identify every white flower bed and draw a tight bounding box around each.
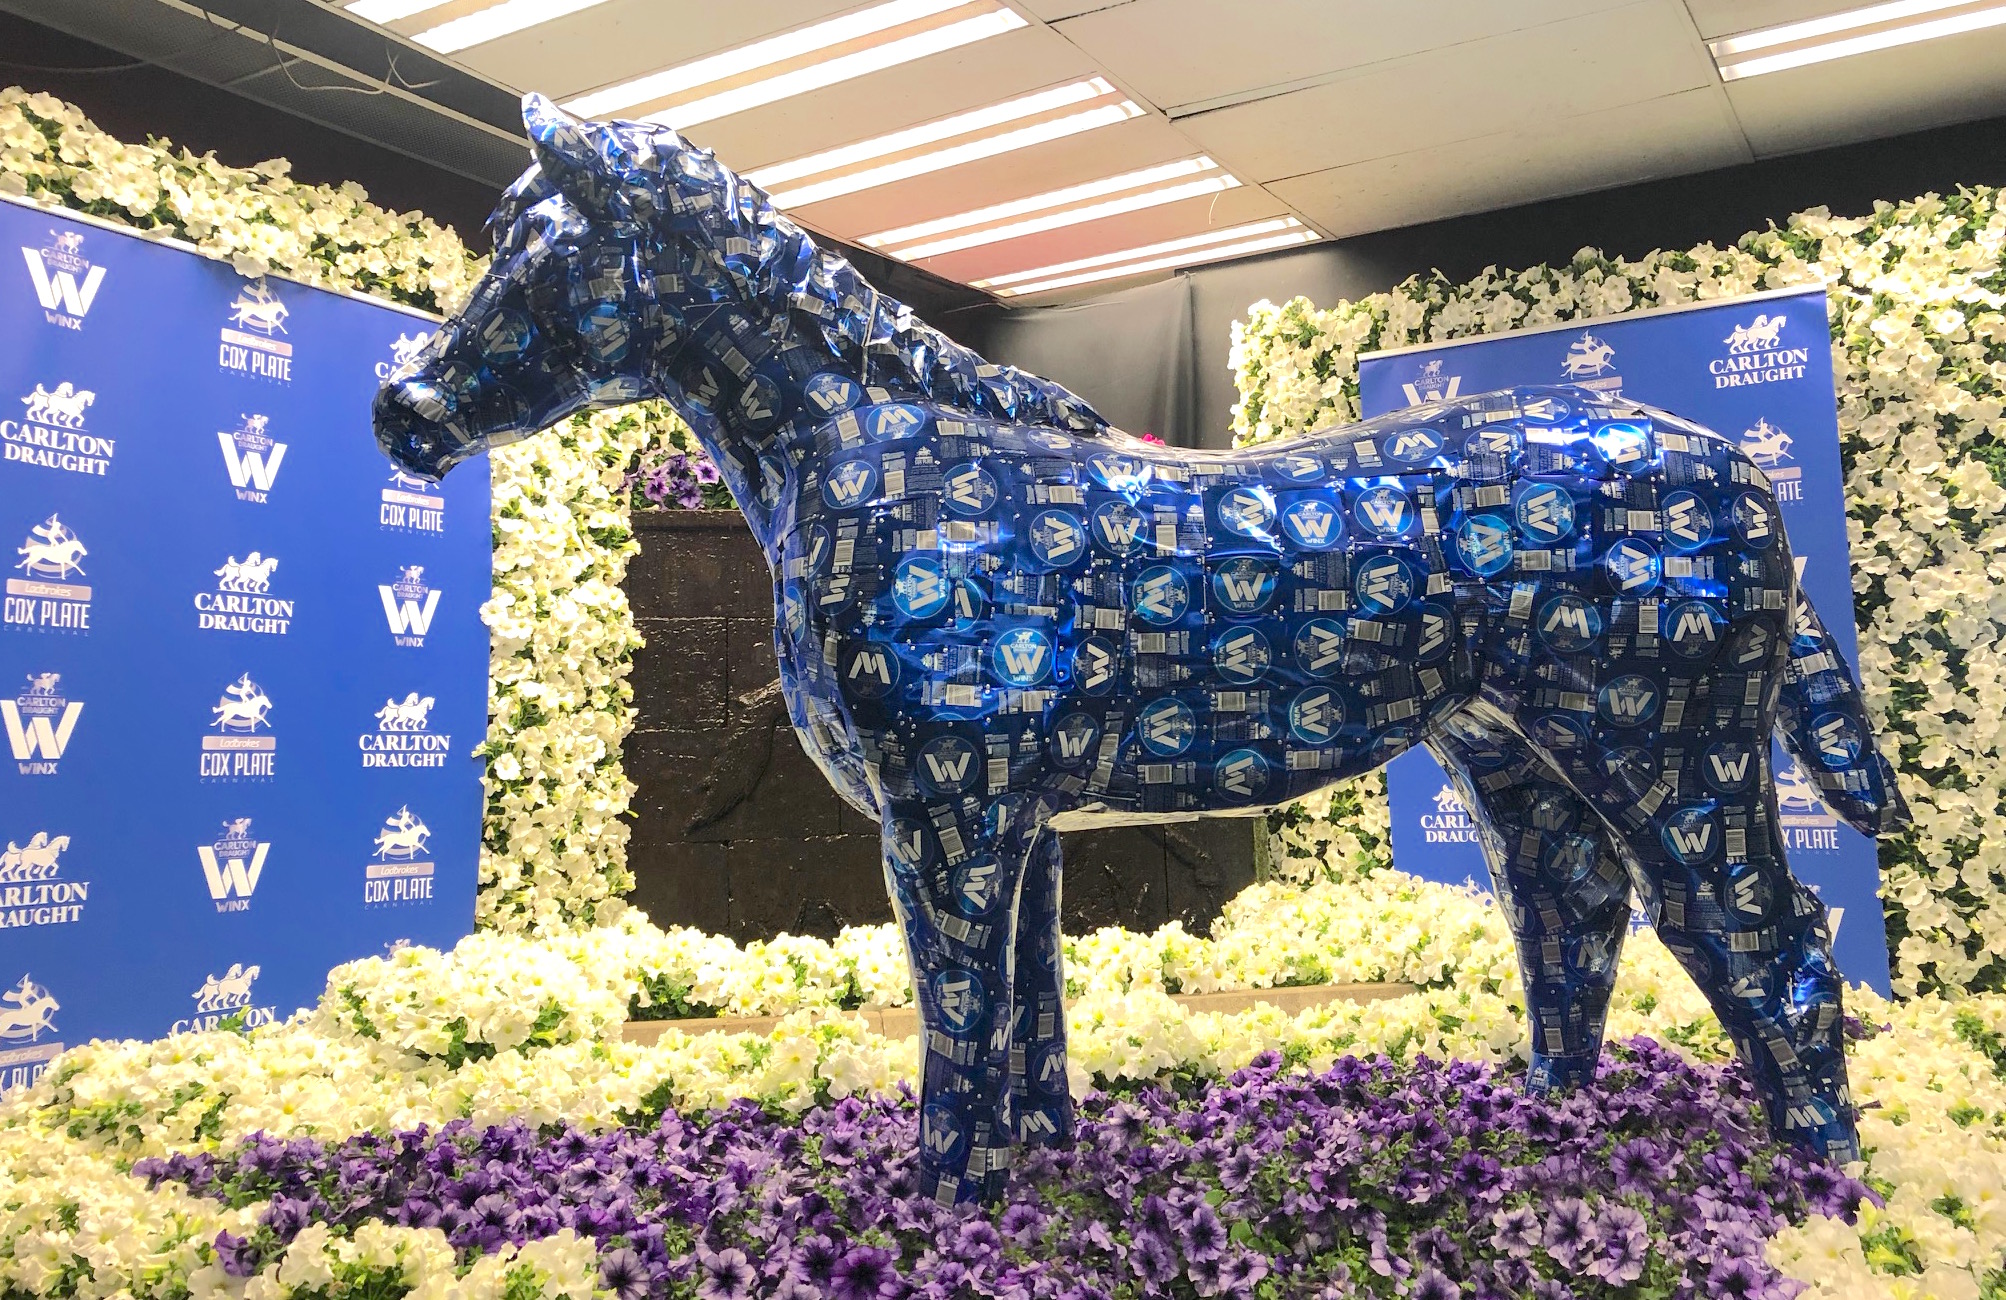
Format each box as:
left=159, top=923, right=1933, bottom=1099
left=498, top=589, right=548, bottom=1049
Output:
left=1231, top=192, right=2006, bottom=999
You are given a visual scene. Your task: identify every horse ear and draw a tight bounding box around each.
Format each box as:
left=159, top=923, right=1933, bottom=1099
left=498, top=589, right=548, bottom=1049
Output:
left=522, top=93, right=601, bottom=199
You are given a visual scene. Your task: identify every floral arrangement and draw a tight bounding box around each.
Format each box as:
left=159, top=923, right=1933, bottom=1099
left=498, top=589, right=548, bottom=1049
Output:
left=131, top=1044, right=1854, bottom=1300
left=625, top=431, right=731, bottom=512
left=1230, top=190, right=2006, bottom=999
left=8, top=863, right=2006, bottom=1298
left=0, top=86, right=675, bottom=930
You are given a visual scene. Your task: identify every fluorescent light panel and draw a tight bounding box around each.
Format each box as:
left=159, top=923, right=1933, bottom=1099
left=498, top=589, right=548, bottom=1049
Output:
left=863, top=157, right=1216, bottom=249
left=892, top=174, right=1241, bottom=261
left=999, top=229, right=1318, bottom=297
left=1710, top=0, right=2006, bottom=79
left=345, top=0, right=453, bottom=24
left=560, top=0, right=1024, bottom=128
left=413, top=0, right=614, bottom=52
left=752, top=80, right=1141, bottom=208
left=974, top=218, right=1303, bottom=290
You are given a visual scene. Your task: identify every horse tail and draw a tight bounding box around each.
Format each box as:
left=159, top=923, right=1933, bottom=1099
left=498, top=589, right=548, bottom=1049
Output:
left=1773, top=595, right=1910, bottom=838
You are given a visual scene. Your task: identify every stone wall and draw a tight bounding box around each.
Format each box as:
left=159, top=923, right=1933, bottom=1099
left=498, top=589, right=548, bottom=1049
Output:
left=623, top=511, right=1257, bottom=942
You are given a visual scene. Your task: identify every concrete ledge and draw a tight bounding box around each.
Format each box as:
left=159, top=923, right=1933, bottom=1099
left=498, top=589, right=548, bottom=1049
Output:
left=619, top=981, right=1419, bottom=1045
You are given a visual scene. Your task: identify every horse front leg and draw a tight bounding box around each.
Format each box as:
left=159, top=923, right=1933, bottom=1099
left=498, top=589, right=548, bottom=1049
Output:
left=879, top=799, right=1038, bottom=1204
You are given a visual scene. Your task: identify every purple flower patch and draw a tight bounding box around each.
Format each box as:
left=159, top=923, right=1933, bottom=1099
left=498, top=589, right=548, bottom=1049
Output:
left=136, top=1039, right=1866, bottom=1295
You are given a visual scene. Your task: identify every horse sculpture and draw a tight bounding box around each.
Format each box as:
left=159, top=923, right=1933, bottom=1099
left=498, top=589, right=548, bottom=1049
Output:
left=376, top=95, right=1910, bottom=1202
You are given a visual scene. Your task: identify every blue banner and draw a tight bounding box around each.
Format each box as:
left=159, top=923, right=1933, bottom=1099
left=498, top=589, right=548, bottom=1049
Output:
left=1358, top=288, right=1891, bottom=992
left=1, top=197, right=488, bottom=1087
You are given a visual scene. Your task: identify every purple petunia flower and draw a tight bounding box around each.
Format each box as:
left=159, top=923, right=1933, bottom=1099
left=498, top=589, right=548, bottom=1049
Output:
left=1179, top=1205, right=1228, bottom=1263
left=599, top=1247, right=651, bottom=1300
left=1586, top=1204, right=1649, bottom=1285
left=830, top=1244, right=896, bottom=1300
left=1542, top=1198, right=1594, bottom=1270
left=1489, top=1206, right=1540, bottom=1258
left=1611, top=1138, right=1665, bottom=1194
left=697, top=1246, right=756, bottom=1300
left=1410, top=1268, right=1460, bottom=1300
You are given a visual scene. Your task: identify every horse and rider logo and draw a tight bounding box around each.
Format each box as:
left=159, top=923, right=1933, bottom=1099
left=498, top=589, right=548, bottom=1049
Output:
left=376, top=331, right=435, bottom=380
left=1561, top=331, right=1617, bottom=379
left=19, top=382, right=94, bottom=429
left=372, top=807, right=432, bottom=861
left=210, top=674, right=274, bottom=733
left=13, top=515, right=86, bottom=582
left=227, top=280, right=289, bottom=336
left=1724, top=313, right=1786, bottom=354
left=190, top=963, right=260, bottom=1014
left=0, top=974, right=58, bottom=1043
left=0, top=832, right=68, bottom=883
left=213, top=553, right=279, bottom=593
left=374, top=692, right=435, bottom=730
left=1738, top=417, right=1794, bottom=467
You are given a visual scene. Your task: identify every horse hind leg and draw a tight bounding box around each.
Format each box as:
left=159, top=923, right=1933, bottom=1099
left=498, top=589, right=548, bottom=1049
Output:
left=1429, top=719, right=1632, bottom=1092
left=1007, top=825, right=1073, bottom=1157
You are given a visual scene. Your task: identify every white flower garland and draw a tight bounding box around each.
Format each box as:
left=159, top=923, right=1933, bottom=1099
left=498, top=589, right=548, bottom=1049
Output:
left=1231, top=191, right=2006, bottom=1000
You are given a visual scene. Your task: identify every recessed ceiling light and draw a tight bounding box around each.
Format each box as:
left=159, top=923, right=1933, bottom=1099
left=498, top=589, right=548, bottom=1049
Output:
left=863, top=157, right=1218, bottom=249
left=974, top=218, right=1306, bottom=291
left=748, top=79, right=1142, bottom=208
left=561, top=0, right=1025, bottom=128
left=411, top=0, right=617, bottom=53
left=991, top=227, right=1318, bottom=297
left=1710, top=0, right=2006, bottom=80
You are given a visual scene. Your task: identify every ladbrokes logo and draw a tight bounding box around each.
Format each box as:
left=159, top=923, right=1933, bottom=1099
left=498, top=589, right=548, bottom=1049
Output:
left=1418, top=784, right=1479, bottom=845
left=202, top=673, right=276, bottom=781
left=3, top=380, right=112, bottom=476
left=381, top=465, right=445, bottom=535
left=360, top=691, right=451, bottom=769
left=0, top=973, right=63, bottom=1093
left=217, top=414, right=287, bottom=502
left=197, top=818, right=268, bottom=913
left=172, top=963, right=276, bottom=1034
left=219, top=278, right=294, bottom=382
left=3, top=672, right=81, bottom=775
left=1711, top=312, right=1810, bottom=388
left=6, top=513, right=91, bottom=634
left=196, top=551, right=293, bottom=636
left=375, top=330, right=433, bottom=380
left=0, top=831, right=87, bottom=930
left=21, top=229, right=105, bottom=329
left=365, top=806, right=435, bottom=907
left=379, top=566, right=440, bottom=647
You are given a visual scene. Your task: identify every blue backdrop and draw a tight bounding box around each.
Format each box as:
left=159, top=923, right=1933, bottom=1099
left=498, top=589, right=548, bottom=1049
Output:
left=1357, top=288, right=1892, bottom=992
left=0, top=197, right=488, bottom=1089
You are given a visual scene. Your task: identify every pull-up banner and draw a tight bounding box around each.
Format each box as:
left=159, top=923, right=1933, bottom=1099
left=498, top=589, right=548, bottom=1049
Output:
left=0, top=196, right=489, bottom=1088
left=1357, top=288, right=1891, bottom=993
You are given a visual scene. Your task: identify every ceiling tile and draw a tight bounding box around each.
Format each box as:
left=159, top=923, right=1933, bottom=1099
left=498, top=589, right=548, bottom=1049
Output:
left=1054, top=0, right=1635, bottom=114
left=448, top=0, right=861, bottom=100
left=1267, top=86, right=1749, bottom=239
left=1173, top=1, right=1718, bottom=183
left=1724, top=24, right=2006, bottom=155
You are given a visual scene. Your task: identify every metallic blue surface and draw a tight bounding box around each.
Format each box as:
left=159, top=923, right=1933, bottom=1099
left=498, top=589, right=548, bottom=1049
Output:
left=376, top=95, right=1911, bottom=1198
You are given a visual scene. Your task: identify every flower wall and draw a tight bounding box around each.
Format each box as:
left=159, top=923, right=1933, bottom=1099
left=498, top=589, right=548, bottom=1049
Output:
left=1232, top=190, right=2006, bottom=998
left=0, top=87, right=674, bottom=931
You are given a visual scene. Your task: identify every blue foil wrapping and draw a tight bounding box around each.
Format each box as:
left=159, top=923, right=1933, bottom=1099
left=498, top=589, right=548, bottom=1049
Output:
left=376, top=95, right=1909, bottom=1199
